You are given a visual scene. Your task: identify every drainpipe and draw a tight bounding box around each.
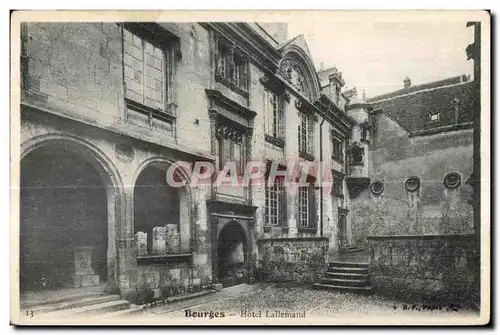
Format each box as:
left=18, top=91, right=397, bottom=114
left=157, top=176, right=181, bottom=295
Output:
left=319, top=116, right=326, bottom=237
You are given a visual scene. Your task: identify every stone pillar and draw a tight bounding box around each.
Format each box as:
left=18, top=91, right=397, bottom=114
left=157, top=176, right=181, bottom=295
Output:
left=166, top=223, right=181, bottom=253
left=152, top=227, right=166, bottom=255
left=118, top=186, right=136, bottom=298
left=210, top=215, right=219, bottom=284
left=245, top=128, right=254, bottom=205
left=208, top=108, right=218, bottom=199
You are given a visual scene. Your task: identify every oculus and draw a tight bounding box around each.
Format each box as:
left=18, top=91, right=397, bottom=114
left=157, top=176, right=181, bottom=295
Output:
left=370, top=180, right=385, bottom=195
left=444, top=172, right=461, bottom=189
left=404, top=176, right=420, bottom=192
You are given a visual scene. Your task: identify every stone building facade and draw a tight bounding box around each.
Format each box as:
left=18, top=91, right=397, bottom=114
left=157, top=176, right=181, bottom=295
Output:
left=19, top=22, right=353, bottom=302
left=18, top=21, right=477, bottom=304
left=347, top=75, right=475, bottom=245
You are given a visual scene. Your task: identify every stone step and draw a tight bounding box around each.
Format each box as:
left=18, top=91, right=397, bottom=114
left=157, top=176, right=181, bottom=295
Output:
left=26, top=294, right=121, bottom=315
left=42, top=299, right=131, bottom=318
left=339, top=247, right=366, bottom=254
left=313, top=283, right=373, bottom=293
left=329, top=261, right=369, bottom=269
left=328, top=266, right=369, bottom=274
left=324, top=272, right=369, bottom=280
left=95, top=304, right=144, bottom=319
left=21, top=290, right=109, bottom=309
left=318, top=277, right=369, bottom=287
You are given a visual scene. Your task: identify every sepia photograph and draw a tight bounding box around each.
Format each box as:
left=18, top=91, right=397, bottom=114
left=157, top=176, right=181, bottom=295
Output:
left=9, top=10, right=490, bottom=326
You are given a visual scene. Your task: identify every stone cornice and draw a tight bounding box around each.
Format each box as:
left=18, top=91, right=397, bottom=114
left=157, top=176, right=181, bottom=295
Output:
left=201, top=22, right=281, bottom=71
left=205, top=89, right=257, bottom=120
left=314, top=95, right=353, bottom=135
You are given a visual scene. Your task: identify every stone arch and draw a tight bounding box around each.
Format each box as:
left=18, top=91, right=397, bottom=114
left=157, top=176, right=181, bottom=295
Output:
left=21, top=133, right=124, bottom=190
left=216, top=219, right=249, bottom=286
left=19, top=133, right=124, bottom=291
left=216, top=219, right=248, bottom=244
left=131, top=157, right=195, bottom=254
left=279, top=44, right=321, bottom=102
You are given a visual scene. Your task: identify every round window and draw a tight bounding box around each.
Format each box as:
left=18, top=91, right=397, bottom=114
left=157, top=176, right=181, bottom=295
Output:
left=371, top=180, right=385, bottom=195
left=444, top=172, right=461, bottom=189
left=405, top=176, right=420, bottom=192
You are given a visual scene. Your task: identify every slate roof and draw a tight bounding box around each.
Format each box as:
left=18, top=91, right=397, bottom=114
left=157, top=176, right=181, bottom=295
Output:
left=368, top=75, right=476, bottom=134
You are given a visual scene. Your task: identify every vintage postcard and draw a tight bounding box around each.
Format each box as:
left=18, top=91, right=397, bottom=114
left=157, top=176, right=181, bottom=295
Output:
left=10, top=10, right=490, bottom=326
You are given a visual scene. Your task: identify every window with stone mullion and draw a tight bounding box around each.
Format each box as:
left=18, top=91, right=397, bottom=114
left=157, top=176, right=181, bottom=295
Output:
left=264, top=88, right=283, bottom=139
left=298, top=112, right=309, bottom=154
left=265, top=178, right=287, bottom=226
left=123, top=28, right=167, bottom=113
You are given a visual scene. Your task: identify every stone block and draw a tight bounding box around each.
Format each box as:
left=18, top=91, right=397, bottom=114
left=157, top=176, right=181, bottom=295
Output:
left=81, top=274, right=100, bottom=287
left=135, top=231, right=148, bottom=256
left=152, top=227, right=166, bottom=255
left=74, top=246, right=96, bottom=276
left=73, top=275, right=83, bottom=288
left=153, top=288, right=162, bottom=299
left=213, top=283, right=223, bottom=292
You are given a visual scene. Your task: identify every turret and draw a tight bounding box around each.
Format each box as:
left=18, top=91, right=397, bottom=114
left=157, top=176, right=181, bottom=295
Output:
left=345, top=90, right=372, bottom=198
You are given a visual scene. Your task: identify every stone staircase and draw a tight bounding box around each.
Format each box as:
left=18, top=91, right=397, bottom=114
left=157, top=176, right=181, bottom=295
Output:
left=21, top=290, right=143, bottom=319
left=313, top=261, right=373, bottom=293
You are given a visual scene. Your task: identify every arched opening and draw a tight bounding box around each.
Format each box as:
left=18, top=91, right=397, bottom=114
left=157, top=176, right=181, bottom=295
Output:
left=217, top=221, right=248, bottom=287
left=20, top=146, right=109, bottom=292
left=133, top=163, right=190, bottom=255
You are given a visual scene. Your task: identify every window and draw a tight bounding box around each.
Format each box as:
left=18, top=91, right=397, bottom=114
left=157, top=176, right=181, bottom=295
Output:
left=217, top=128, right=244, bottom=175
left=361, top=120, right=371, bottom=143
left=123, top=28, right=169, bottom=113
left=429, top=113, right=440, bottom=122
left=298, top=186, right=309, bottom=228
left=332, top=175, right=344, bottom=197
left=298, top=185, right=316, bottom=228
left=265, top=179, right=287, bottom=226
left=215, top=38, right=248, bottom=93
left=264, top=88, right=284, bottom=140
left=349, top=143, right=364, bottom=166
left=332, top=134, right=344, bottom=162
left=298, top=112, right=314, bottom=156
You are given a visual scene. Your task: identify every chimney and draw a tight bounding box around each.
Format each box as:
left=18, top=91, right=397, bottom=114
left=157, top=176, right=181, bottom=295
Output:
left=320, top=62, right=324, bottom=71
left=403, top=77, right=411, bottom=88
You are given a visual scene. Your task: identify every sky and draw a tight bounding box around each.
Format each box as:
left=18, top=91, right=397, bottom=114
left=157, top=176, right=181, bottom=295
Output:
left=287, top=21, right=475, bottom=98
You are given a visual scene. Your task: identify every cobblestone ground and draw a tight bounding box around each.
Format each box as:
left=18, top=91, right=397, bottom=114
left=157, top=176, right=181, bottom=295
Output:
left=146, top=283, right=478, bottom=324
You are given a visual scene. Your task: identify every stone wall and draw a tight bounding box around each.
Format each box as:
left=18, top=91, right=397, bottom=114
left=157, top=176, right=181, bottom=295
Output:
left=257, top=237, right=328, bottom=284
left=368, top=235, right=479, bottom=304
left=350, top=111, right=474, bottom=245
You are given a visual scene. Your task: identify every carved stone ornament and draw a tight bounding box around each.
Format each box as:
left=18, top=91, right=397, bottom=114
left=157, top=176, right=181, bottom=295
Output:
left=280, top=58, right=309, bottom=98
left=115, top=142, right=135, bottom=163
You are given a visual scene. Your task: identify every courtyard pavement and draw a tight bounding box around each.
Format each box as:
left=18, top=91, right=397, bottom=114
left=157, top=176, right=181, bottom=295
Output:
left=144, top=283, right=478, bottom=324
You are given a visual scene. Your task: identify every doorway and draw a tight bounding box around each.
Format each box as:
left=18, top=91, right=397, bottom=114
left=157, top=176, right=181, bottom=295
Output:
left=20, top=147, right=108, bottom=292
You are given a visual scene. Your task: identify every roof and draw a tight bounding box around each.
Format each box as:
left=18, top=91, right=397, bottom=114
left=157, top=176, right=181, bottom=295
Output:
left=368, top=76, right=476, bottom=134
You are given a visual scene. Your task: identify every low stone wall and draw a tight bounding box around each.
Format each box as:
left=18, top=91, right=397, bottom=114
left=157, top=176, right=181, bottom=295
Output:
left=257, top=237, right=328, bottom=284
left=123, top=254, right=213, bottom=305
left=368, top=234, right=479, bottom=304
